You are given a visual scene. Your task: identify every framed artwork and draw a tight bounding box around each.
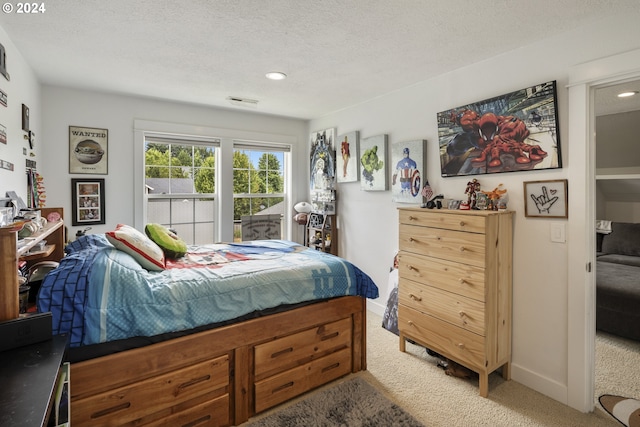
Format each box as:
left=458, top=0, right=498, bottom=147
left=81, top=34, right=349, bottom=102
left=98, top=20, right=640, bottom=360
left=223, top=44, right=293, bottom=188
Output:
left=336, top=130, right=359, bottom=183
left=71, top=178, right=106, bottom=225
left=310, top=128, right=336, bottom=206
left=437, top=80, right=561, bottom=177
left=69, top=126, right=108, bottom=174
left=360, top=134, right=388, bottom=191
left=391, top=139, right=426, bottom=203
left=524, top=179, right=568, bottom=218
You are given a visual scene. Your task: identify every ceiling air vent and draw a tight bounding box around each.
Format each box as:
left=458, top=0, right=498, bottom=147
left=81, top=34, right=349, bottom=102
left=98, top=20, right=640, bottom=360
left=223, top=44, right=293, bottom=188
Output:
left=227, top=96, right=258, bottom=108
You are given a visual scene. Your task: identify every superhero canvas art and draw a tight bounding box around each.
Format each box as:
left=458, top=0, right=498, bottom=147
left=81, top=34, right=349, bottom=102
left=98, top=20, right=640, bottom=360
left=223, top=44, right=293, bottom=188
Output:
left=437, top=80, right=561, bottom=177
left=391, top=139, right=426, bottom=203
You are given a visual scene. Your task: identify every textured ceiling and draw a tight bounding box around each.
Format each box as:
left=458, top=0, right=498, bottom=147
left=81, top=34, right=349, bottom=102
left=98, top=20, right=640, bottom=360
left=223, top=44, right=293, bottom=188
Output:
left=0, top=0, right=639, bottom=119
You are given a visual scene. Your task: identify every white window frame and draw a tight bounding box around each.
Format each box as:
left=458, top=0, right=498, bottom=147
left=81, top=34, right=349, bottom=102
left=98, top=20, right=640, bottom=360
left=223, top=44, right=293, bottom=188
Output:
left=134, top=120, right=295, bottom=242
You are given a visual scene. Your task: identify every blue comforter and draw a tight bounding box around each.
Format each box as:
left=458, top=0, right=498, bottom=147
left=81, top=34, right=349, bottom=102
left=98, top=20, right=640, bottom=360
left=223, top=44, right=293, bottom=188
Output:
left=38, top=235, right=378, bottom=347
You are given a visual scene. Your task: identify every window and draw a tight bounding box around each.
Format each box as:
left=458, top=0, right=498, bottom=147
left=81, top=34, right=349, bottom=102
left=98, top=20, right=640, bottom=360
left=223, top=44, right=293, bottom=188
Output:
left=233, top=143, right=288, bottom=241
left=144, top=136, right=218, bottom=245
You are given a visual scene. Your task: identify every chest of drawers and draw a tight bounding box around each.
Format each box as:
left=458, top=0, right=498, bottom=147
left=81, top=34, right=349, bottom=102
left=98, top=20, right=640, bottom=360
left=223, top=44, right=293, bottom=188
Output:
left=397, top=208, right=513, bottom=397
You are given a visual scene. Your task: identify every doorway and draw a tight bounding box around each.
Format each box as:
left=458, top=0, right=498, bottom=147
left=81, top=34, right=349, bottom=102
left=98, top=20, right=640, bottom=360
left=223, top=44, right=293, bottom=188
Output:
left=593, top=79, right=640, bottom=402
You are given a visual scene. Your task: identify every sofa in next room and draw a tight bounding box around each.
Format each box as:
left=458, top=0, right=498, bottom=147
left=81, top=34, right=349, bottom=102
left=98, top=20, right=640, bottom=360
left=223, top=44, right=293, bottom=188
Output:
left=596, top=221, right=640, bottom=342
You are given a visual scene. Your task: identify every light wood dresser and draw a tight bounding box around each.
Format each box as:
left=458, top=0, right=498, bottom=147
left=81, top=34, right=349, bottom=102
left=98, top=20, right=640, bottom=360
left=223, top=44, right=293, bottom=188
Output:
left=397, top=207, right=513, bottom=397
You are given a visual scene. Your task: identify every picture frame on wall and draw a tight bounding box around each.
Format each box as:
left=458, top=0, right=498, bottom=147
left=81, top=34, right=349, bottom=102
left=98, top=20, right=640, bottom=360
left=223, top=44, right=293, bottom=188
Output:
left=71, top=178, right=106, bottom=225
left=69, top=126, right=108, bottom=174
left=524, top=179, right=568, bottom=218
left=336, top=130, right=359, bottom=183
left=437, top=80, right=561, bottom=177
left=391, top=139, right=426, bottom=203
left=360, top=134, right=388, bottom=191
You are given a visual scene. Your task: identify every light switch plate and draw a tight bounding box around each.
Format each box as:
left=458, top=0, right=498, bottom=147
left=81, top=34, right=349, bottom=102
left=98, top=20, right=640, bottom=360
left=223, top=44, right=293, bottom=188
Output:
left=551, top=223, right=566, bottom=243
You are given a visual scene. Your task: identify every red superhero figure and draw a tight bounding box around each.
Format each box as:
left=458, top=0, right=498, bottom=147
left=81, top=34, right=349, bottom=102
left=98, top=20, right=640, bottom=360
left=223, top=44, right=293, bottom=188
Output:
left=460, top=112, right=548, bottom=168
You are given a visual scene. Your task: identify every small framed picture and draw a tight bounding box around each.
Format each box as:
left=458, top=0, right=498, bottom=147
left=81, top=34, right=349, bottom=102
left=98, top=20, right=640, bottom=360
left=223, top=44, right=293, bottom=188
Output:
left=69, top=126, right=108, bottom=174
left=524, top=179, right=568, bottom=218
left=71, top=178, right=105, bottom=226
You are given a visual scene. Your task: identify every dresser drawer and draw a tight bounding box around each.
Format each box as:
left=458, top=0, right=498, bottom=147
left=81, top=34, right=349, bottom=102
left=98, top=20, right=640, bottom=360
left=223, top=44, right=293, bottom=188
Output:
left=73, top=355, right=230, bottom=426
left=399, top=209, right=486, bottom=233
left=400, top=223, right=486, bottom=267
left=399, top=280, right=485, bottom=335
left=254, top=317, right=352, bottom=381
left=398, top=251, right=485, bottom=301
left=399, top=305, right=485, bottom=369
left=254, top=347, right=352, bottom=413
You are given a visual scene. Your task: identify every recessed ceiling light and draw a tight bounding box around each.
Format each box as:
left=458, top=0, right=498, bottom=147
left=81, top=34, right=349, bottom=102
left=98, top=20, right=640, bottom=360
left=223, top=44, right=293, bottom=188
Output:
left=265, top=71, right=287, bottom=81
left=617, top=91, right=639, bottom=98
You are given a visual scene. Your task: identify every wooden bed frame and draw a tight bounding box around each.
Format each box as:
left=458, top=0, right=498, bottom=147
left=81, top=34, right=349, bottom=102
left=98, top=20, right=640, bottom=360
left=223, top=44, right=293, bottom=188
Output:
left=70, top=296, right=367, bottom=426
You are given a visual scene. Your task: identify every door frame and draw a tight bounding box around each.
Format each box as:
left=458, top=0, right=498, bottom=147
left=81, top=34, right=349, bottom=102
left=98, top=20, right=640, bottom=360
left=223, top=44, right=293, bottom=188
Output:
left=566, top=48, right=640, bottom=412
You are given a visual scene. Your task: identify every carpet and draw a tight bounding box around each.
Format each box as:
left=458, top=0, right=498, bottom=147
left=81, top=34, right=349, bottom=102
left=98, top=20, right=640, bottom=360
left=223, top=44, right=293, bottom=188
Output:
left=245, top=376, right=425, bottom=427
left=599, top=395, right=640, bottom=427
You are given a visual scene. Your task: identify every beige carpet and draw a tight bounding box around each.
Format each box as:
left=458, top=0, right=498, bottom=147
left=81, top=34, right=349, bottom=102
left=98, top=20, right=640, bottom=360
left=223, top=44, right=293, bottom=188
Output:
left=364, top=311, right=640, bottom=427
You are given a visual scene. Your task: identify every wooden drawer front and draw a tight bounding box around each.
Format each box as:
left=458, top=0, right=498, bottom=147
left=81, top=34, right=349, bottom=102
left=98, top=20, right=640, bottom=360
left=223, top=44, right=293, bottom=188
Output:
left=399, top=305, right=485, bottom=369
left=73, top=355, right=229, bottom=426
left=254, top=347, right=352, bottom=413
left=399, top=280, right=485, bottom=336
left=254, top=317, right=352, bottom=380
left=398, top=251, right=485, bottom=302
left=399, top=209, right=486, bottom=233
left=400, top=223, right=486, bottom=267
left=144, top=393, right=230, bottom=427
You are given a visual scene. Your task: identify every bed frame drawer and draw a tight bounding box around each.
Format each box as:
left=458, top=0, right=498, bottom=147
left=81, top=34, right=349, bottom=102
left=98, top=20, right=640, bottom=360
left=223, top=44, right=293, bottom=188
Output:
left=254, top=317, right=352, bottom=380
left=254, top=347, right=352, bottom=413
left=72, top=355, right=230, bottom=426
left=143, top=392, right=230, bottom=427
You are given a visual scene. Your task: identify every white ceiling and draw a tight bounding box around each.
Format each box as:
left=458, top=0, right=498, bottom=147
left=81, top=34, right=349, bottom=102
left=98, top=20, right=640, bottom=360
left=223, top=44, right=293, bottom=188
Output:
left=1, top=0, right=639, bottom=119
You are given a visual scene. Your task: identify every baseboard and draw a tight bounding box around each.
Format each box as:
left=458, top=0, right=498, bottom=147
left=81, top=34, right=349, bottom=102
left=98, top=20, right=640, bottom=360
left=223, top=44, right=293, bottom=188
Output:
left=511, top=362, right=568, bottom=405
left=367, top=300, right=385, bottom=317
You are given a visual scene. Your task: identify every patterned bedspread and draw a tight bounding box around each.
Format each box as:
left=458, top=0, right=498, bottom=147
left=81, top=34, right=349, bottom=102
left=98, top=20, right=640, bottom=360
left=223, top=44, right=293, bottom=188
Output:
left=38, top=235, right=378, bottom=347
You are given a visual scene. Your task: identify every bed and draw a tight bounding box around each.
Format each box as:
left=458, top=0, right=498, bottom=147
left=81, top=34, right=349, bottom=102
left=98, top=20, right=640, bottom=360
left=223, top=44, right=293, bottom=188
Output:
left=38, top=232, right=378, bottom=426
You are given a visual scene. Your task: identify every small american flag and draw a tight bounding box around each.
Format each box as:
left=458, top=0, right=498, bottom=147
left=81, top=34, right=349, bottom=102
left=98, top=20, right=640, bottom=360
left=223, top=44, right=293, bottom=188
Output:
left=421, top=181, right=433, bottom=200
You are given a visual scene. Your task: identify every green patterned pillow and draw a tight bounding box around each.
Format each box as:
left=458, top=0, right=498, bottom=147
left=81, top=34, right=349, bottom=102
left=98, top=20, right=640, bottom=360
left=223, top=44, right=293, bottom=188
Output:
left=145, top=223, right=188, bottom=259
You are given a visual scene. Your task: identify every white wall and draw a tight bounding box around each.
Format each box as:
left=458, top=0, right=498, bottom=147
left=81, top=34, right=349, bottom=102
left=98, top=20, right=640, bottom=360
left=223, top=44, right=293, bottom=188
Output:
left=310, top=11, right=640, bottom=412
left=0, top=26, right=40, bottom=205
left=39, top=87, right=309, bottom=240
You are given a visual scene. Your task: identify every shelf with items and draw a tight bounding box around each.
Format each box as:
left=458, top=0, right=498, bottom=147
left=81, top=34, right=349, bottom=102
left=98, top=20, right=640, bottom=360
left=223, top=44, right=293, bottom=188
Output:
left=0, top=207, right=64, bottom=321
left=305, top=212, right=337, bottom=256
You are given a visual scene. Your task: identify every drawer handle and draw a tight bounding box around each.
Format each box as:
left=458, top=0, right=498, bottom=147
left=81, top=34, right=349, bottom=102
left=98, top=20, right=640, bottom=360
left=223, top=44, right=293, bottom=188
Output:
left=177, top=375, right=211, bottom=392
left=457, top=343, right=466, bottom=349
left=273, top=381, right=294, bottom=393
left=271, top=347, right=294, bottom=358
left=459, top=246, right=467, bottom=252
left=459, top=221, right=466, bottom=226
left=409, top=293, right=422, bottom=301
left=408, top=237, right=415, bottom=242
left=408, top=320, right=414, bottom=327
left=321, top=362, right=341, bottom=373
left=458, top=311, right=466, bottom=318
left=91, top=402, right=132, bottom=419
left=320, top=331, right=340, bottom=341
left=182, top=415, right=212, bottom=427
left=458, top=278, right=467, bottom=285
left=407, top=264, right=415, bottom=271
left=408, top=215, right=417, bottom=221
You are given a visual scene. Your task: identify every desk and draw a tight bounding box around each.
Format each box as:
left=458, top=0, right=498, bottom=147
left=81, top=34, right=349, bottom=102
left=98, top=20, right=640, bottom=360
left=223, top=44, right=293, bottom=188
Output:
left=0, top=334, right=68, bottom=427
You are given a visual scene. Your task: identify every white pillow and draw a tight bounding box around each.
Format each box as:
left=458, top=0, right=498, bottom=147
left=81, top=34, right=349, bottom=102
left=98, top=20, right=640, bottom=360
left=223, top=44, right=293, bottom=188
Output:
left=105, top=224, right=165, bottom=271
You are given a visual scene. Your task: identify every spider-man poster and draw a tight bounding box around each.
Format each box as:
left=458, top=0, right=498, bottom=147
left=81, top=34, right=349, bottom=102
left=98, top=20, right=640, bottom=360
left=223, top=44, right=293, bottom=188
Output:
left=437, top=80, right=561, bottom=177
